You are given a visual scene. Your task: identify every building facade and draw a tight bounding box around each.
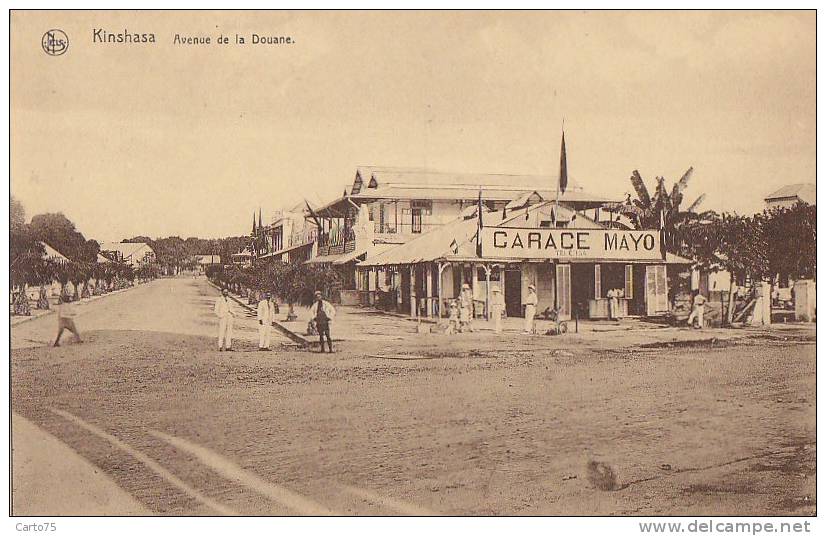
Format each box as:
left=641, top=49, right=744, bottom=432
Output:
left=358, top=199, right=691, bottom=321
left=764, top=183, right=816, bottom=209
left=98, top=242, right=156, bottom=268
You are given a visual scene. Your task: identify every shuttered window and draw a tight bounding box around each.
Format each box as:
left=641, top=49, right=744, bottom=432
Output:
left=624, top=265, right=633, bottom=299
left=645, top=265, right=668, bottom=315
left=556, top=264, right=571, bottom=320
left=594, top=264, right=601, bottom=298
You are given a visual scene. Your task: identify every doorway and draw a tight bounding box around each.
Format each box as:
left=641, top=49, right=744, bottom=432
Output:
left=400, top=268, right=411, bottom=313
left=504, top=269, right=522, bottom=317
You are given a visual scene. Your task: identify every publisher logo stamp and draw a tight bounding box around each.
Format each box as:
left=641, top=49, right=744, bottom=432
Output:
left=42, top=29, right=69, bottom=56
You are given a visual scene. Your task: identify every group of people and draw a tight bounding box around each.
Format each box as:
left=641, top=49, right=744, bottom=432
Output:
left=213, top=288, right=336, bottom=353
left=444, top=282, right=540, bottom=335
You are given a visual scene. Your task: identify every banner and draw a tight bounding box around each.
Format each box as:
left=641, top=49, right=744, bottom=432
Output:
left=480, top=227, right=663, bottom=261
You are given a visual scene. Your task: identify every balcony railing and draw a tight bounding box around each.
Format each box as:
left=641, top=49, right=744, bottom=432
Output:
left=373, top=222, right=445, bottom=236
left=317, top=227, right=357, bottom=257
left=287, top=228, right=318, bottom=249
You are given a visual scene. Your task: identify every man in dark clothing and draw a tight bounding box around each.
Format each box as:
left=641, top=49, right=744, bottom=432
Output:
left=313, top=290, right=335, bottom=353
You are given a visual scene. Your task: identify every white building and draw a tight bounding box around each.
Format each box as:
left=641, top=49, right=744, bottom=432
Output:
left=764, top=183, right=816, bottom=209
left=99, top=242, right=156, bottom=268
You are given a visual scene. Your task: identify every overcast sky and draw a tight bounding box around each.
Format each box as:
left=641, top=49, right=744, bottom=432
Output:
left=11, top=10, right=815, bottom=242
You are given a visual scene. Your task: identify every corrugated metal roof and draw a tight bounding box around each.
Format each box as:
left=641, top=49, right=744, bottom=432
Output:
left=99, top=242, right=154, bottom=259
left=764, top=183, right=815, bottom=202
left=41, top=241, right=69, bottom=262
left=358, top=217, right=480, bottom=266
left=305, top=249, right=367, bottom=265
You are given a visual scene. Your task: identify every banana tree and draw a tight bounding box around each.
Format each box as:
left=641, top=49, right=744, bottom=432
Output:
left=603, top=167, right=712, bottom=255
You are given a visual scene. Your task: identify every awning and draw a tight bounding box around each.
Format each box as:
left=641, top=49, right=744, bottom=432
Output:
left=305, top=250, right=367, bottom=265
left=358, top=218, right=479, bottom=267
left=333, top=250, right=367, bottom=265
left=665, top=252, right=693, bottom=264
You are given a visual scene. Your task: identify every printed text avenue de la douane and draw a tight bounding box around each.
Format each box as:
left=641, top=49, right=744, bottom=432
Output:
left=92, top=29, right=294, bottom=45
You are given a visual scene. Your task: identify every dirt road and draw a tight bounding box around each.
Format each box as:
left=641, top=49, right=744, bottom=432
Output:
left=11, top=277, right=816, bottom=515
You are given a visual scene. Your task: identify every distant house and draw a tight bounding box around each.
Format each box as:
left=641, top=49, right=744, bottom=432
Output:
left=764, top=183, right=816, bottom=209
left=194, top=254, right=221, bottom=272
left=40, top=241, right=69, bottom=264
left=231, top=247, right=253, bottom=268
left=99, top=242, right=156, bottom=268
left=195, top=254, right=221, bottom=266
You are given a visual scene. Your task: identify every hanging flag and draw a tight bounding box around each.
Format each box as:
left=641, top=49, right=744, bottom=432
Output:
left=450, top=238, right=459, bottom=255
left=659, top=207, right=667, bottom=259
left=502, top=205, right=507, bottom=220
left=476, top=188, right=484, bottom=257
left=559, top=131, right=568, bottom=195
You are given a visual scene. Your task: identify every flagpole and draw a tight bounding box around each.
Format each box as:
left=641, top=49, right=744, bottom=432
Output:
left=554, top=166, right=561, bottom=228
left=555, top=123, right=564, bottom=228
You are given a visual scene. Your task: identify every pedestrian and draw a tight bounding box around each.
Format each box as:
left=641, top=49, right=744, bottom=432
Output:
left=445, top=299, right=460, bottom=334
left=607, top=288, right=617, bottom=320
left=312, top=290, right=336, bottom=353
left=490, top=286, right=505, bottom=333
left=459, top=283, right=474, bottom=333
left=53, top=296, right=82, bottom=347
left=257, top=292, right=273, bottom=351
left=214, top=289, right=235, bottom=351
left=523, top=284, right=538, bottom=334
left=687, top=290, right=707, bottom=329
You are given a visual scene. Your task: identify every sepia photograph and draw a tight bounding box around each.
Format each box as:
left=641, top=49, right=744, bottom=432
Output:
left=7, top=7, right=817, bottom=531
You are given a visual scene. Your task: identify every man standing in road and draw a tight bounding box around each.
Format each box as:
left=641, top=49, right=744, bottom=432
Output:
left=214, top=289, right=235, bottom=351
left=313, top=290, right=335, bottom=353
left=523, top=284, right=538, bottom=334
left=687, top=290, right=707, bottom=329
left=53, top=297, right=82, bottom=347
left=459, top=283, right=474, bottom=333
left=257, top=292, right=273, bottom=351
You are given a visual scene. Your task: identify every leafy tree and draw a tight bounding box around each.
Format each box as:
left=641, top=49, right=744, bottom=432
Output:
left=29, top=212, right=98, bottom=262
left=758, top=202, right=816, bottom=284
left=123, top=236, right=153, bottom=244
left=11, top=196, right=26, bottom=231
left=52, top=262, right=72, bottom=301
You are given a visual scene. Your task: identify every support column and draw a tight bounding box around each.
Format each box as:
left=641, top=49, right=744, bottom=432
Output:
left=425, top=263, right=433, bottom=318
left=409, top=264, right=417, bottom=317
left=437, top=262, right=447, bottom=318
left=471, top=263, right=478, bottom=319
left=484, top=264, right=492, bottom=320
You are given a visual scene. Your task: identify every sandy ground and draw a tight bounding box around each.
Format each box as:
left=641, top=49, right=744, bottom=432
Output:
left=11, top=276, right=815, bottom=515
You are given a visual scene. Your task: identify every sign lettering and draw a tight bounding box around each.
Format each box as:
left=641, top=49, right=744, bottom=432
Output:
left=482, top=228, right=662, bottom=260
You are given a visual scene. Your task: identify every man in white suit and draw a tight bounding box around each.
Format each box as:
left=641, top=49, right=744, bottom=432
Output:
left=257, top=293, right=274, bottom=351
left=214, top=289, right=235, bottom=351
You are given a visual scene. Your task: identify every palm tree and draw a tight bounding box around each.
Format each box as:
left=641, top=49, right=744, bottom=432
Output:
left=605, top=168, right=712, bottom=254
left=53, top=262, right=72, bottom=302
left=69, top=261, right=90, bottom=301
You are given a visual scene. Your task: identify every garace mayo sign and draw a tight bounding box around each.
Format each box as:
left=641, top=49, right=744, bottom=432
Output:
left=480, top=227, right=663, bottom=260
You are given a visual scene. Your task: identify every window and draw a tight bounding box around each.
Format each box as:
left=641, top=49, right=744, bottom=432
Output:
left=411, top=209, right=422, bottom=233
left=411, top=200, right=432, bottom=215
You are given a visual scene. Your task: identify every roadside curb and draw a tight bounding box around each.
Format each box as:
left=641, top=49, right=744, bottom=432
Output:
left=207, top=281, right=310, bottom=347
left=12, top=413, right=150, bottom=515
left=10, top=284, right=144, bottom=327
